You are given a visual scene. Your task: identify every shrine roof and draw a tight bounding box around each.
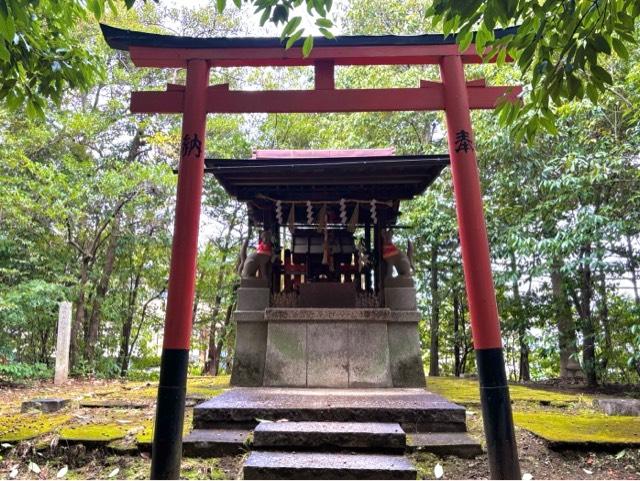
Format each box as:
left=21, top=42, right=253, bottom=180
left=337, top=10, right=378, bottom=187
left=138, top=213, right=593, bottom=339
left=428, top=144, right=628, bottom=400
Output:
left=101, top=24, right=517, bottom=52
left=206, top=152, right=449, bottom=203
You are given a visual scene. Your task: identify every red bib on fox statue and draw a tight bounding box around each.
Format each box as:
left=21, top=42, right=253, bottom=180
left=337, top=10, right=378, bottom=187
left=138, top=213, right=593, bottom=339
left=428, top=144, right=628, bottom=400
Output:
left=240, top=230, right=273, bottom=280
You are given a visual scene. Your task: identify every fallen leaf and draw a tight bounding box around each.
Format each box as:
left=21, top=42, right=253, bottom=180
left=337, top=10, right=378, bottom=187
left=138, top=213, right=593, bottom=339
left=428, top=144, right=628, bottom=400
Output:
left=615, top=450, right=626, bottom=459
left=522, top=473, right=533, bottom=480
left=108, top=467, right=119, bottom=478
left=28, top=461, right=41, bottom=474
left=583, top=469, right=593, bottom=475
left=9, top=467, right=18, bottom=479
left=56, top=466, right=68, bottom=478
left=1, top=443, right=12, bottom=448
left=434, top=463, right=444, bottom=479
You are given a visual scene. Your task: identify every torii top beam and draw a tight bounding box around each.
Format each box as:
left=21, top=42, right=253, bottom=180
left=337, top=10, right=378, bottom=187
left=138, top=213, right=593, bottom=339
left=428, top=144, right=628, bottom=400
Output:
left=99, top=24, right=521, bottom=115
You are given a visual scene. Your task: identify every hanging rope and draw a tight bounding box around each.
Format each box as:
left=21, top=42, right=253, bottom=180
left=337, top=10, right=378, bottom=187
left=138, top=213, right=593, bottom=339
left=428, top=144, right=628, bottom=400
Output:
left=256, top=193, right=393, bottom=207
left=306, top=201, right=314, bottom=224
left=370, top=199, right=378, bottom=224
left=339, top=198, right=348, bottom=224
left=275, top=200, right=284, bottom=225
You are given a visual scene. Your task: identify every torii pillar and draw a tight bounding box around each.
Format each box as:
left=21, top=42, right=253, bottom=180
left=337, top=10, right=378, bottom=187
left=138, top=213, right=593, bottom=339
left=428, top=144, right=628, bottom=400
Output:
left=151, top=59, right=209, bottom=479
left=441, top=55, right=520, bottom=480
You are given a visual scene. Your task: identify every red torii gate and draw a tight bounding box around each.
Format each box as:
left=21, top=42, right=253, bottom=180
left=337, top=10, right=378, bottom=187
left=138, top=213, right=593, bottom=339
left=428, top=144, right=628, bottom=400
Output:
left=101, top=24, right=522, bottom=480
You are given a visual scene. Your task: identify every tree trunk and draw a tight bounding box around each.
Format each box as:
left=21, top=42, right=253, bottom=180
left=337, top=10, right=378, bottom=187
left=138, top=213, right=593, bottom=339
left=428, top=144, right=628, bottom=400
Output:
left=70, top=257, right=90, bottom=370
left=510, top=253, right=530, bottom=382
left=626, top=234, right=639, bottom=306
left=118, top=272, right=141, bottom=376
left=205, top=292, right=224, bottom=375
left=84, top=215, right=120, bottom=361
left=551, top=256, right=582, bottom=380
left=453, top=289, right=461, bottom=377
left=598, top=270, right=612, bottom=376
left=429, top=243, right=440, bottom=377
left=211, top=303, right=235, bottom=375
left=118, top=311, right=134, bottom=377
left=579, top=244, right=597, bottom=387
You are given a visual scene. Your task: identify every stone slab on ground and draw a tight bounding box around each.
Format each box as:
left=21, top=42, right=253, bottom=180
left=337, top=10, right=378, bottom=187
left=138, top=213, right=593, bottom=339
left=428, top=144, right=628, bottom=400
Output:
left=406, top=432, right=482, bottom=457
left=182, top=428, right=250, bottom=457
left=194, top=388, right=466, bottom=432
left=21, top=398, right=70, bottom=413
left=79, top=400, right=148, bottom=409
left=594, top=398, right=640, bottom=416
left=253, top=421, right=406, bottom=450
left=243, top=451, right=416, bottom=480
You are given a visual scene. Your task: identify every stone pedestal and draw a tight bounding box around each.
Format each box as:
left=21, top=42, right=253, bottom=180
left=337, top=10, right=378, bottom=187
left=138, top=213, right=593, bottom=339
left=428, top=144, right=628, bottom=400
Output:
left=385, top=287, right=426, bottom=388
left=230, top=288, right=270, bottom=386
left=231, top=287, right=425, bottom=389
left=54, top=301, right=72, bottom=385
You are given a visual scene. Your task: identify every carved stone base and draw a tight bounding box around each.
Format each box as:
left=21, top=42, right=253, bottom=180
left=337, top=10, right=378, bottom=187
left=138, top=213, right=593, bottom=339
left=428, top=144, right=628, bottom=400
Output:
left=384, top=276, right=415, bottom=288
left=240, top=277, right=270, bottom=288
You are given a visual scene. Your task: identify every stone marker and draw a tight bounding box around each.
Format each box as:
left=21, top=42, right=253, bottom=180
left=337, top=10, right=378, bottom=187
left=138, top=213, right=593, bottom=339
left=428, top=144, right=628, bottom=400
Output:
left=21, top=398, right=70, bottom=413
left=594, top=398, right=640, bottom=416
left=54, top=301, right=72, bottom=385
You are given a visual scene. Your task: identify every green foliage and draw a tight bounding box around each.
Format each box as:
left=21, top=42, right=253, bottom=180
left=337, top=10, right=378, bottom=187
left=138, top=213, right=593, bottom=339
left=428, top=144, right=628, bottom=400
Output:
left=425, top=0, right=639, bottom=141
left=0, top=362, right=52, bottom=381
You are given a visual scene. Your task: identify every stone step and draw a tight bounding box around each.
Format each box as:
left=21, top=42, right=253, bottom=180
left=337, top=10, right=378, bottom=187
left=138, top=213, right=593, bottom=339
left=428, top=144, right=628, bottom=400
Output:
left=182, top=429, right=250, bottom=457
left=406, top=432, right=483, bottom=458
left=243, top=451, right=416, bottom=480
left=194, top=388, right=466, bottom=432
left=253, top=421, right=406, bottom=450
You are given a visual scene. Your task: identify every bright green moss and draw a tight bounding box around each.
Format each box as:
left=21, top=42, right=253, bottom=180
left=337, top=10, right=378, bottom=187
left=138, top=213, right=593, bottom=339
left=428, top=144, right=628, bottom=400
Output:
left=59, top=423, right=130, bottom=442
left=135, top=410, right=193, bottom=446
left=427, top=377, right=587, bottom=405
left=0, top=413, right=70, bottom=442
left=513, top=410, right=640, bottom=444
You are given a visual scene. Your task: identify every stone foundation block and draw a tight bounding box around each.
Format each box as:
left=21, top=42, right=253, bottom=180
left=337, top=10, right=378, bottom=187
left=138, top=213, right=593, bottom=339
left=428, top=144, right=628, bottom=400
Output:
left=264, top=322, right=307, bottom=387
left=385, top=287, right=417, bottom=311
left=230, top=321, right=268, bottom=386
left=348, top=323, right=392, bottom=387
left=237, top=287, right=270, bottom=311
left=388, top=323, right=426, bottom=388
left=307, top=323, right=349, bottom=387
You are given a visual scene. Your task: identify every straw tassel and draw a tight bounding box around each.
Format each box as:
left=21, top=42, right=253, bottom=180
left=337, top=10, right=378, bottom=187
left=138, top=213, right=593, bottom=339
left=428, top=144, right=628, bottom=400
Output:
left=287, top=204, right=296, bottom=234
left=316, top=204, right=327, bottom=232
left=347, top=203, right=359, bottom=233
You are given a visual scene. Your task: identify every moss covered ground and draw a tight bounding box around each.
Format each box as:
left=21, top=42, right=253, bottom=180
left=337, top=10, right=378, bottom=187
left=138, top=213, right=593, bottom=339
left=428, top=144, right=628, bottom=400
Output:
left=0, top=413, right=71, bottom=442
left=513, top=411, right=640, bottom=446
left=1, top=375, right=639, bottom=479
left=427, top=376, right=588, bottom=406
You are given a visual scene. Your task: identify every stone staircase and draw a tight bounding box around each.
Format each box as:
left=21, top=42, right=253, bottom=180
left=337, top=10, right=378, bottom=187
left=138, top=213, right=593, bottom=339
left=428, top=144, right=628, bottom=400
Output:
left=183, top=387, right=481, bottom=479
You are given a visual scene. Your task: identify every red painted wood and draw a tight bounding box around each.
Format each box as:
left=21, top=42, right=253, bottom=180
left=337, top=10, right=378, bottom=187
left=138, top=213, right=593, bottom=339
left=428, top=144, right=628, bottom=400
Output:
left=130, top=84, right=520, bottom=114
left=162, top=59, right=209, bottom=350
left=440, top=55, right=502, bottom=350
left=314, top=60, right=335, bottom=90
left=128, top=44, right=485, bottom=68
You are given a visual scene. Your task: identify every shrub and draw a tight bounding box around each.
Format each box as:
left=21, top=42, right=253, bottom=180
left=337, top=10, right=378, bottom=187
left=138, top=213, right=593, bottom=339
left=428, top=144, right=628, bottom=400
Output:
left=0, top=362, right=52, bottom=381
